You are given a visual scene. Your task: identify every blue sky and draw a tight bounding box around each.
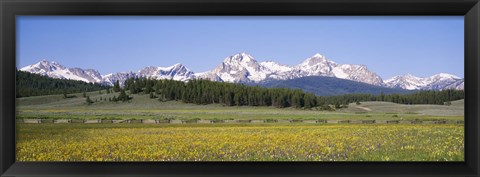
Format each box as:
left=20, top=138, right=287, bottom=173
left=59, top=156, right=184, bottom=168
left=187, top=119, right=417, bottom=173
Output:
left=17, top=16, right=464, bottom=79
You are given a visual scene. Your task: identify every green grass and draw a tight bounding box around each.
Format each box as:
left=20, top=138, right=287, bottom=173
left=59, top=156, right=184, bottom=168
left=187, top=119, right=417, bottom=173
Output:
left=15, top=92, right=465, bottom=161
left=341, top=100, right=464, bottom=116
left=16, top=91, right=464, bottom=122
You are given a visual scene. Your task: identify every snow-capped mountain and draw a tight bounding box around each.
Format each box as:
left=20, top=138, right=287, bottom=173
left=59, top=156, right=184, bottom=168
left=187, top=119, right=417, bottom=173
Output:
left=385, top=73, right=464, bottom=90
left=198, top=53, right=269, bottom=83
left=20, top=60, right=194, bottom=86
left=259, top=61, right=292, bottom=74
left=137, top=63, right=195, bottom=82
left=196, top=53, right=384, bottom=86
left=293, top=54, right=384, bottom=86
left=20, top=53, right=463, bottom=91
left=102, top=72, right=137, bottom=87
left=444, top=79, right=464, bottom=90
left=384, top=74, right=424, bottom=90
left=20, top=60, right=103, bottom=83
left=295, top=53, right=338, bottom=76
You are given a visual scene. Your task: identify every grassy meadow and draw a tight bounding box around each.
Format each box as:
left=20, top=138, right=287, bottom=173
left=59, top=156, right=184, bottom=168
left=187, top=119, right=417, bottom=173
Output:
left=16, top=90, right=465, bottom=161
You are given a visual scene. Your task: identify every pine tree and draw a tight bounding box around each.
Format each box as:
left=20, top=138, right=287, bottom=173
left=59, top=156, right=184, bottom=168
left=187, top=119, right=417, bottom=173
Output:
left=113, top=80, right=121, bottom=92
left=334, top=102, right=341, bottom=109
left=134, top=78, right=142, bottom=94
left=86, top=96, right=94, bottom=105
left=130, top=84, right=137, bottom=94
left=145, top=79, right=153, bottom=94
left=155, top=82, right=161, bottom=95
left=63, top=90, right=68, bottom=99
left=118, top=89, right=130, bottom=102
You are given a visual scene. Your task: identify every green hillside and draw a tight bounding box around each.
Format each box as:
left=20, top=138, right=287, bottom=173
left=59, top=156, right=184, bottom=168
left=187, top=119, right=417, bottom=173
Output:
left=17, top=90, right=464, bottom=121
left=340, top=99, right=464, bottom=116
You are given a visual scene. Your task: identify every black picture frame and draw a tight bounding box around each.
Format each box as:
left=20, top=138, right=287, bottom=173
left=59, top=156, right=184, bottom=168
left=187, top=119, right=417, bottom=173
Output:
left=1, top=0, right=479, bottom=176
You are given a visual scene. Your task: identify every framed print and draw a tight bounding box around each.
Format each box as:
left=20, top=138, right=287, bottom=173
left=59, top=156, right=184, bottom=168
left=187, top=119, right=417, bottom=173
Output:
left=1, top=0, right=479, bottom=176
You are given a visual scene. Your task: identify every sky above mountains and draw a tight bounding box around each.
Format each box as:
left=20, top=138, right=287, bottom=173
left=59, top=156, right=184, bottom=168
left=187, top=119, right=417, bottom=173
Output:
left=17, top=16, right=464, bottom=78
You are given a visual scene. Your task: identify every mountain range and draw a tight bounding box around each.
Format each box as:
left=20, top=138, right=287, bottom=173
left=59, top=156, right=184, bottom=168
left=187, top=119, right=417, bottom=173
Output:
left=20, top=52, right=464, bottom=91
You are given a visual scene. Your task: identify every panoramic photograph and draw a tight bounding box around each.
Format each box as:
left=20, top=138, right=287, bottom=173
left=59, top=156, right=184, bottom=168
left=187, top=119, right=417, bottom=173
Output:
left=16, top=16, right=464, bottom=161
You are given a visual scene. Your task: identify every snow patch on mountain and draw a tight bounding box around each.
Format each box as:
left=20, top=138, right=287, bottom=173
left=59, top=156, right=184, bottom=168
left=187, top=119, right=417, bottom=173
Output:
left=262, top=53, right=384, bottom=86
left=385, top=73, right=463, bottom=90
left=259, top=61, right=292, bottom=73
left=20, top=60, right=103, bottom=83
left=137, top=63, right=195, bottom=81
left=198, top=52, right=268, bottom=83
left=102, top=72, right=136, bottom=87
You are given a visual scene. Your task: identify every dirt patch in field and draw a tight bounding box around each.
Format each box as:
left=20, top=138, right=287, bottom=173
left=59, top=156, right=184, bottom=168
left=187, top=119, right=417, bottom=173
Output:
left=356, top=106, right=372, bottom=111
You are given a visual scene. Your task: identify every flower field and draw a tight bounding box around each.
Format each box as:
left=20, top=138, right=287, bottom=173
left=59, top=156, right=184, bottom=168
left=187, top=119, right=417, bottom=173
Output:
left=16, top=123, right=464, bottom=161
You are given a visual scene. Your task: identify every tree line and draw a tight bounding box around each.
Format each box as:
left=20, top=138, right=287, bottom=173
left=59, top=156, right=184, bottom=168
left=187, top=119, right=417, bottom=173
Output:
left=120, top=77, right=464, bottom=109
left=16, top=70, right=110, bottom=98
left=16, top=70, right=464, bottom=108
left=320, top=89, right=464, bottom=106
